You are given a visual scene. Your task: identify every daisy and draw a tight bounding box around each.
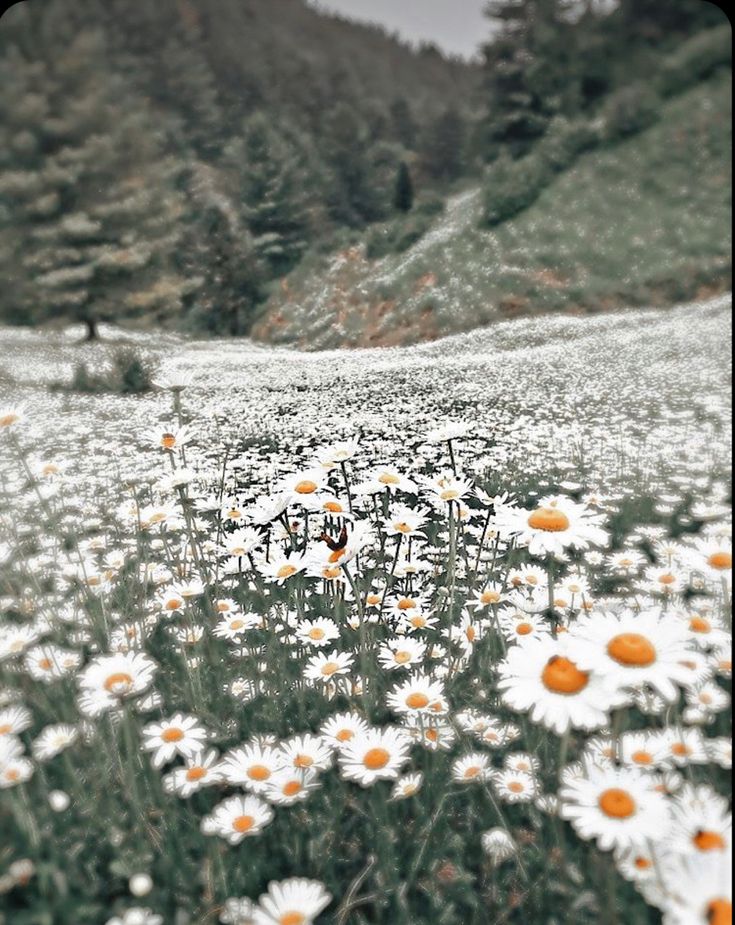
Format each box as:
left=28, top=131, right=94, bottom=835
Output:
left=253, top=878, right=331, bottom=925
left=31, top=724, right=79, bottom=762
left=391, top=772, right=424, bottom=800
left=0, top=755, right=34, bottom=788
left=452, top=753, right=492, bottom=783
left=259, top=552, right=307, bottom=585
left=277, top=470, right=331, bottom=510
left=386, top=673, right=446, bottom=717
left=201, top=794, right=274, bottom=845
left=654, top=845, right=732, bottom=925
left=567, top=609, right=694, bottom=702
left=498, top=611, right=551, bottom=644
left=497, top=496, right=608, bottom=558
left=662, top=728, right=710, bottom=767
left=162, top=749, right=223, bottom=798
left=377, top=637, right=427, bottom=671
left=338, top=726, right=412, bottom=787
left=364, top=466, right=417, bottom=494
left=493, top=769, right=539, bottom=803
left=481, top=828, right=517, bottom=863
left=385, top=505, right=430, bottom=538
left=470, top=583, right=508, bottom=609
left=618, top=730, right=670, bottom=770
left=264, top=768, right=321, bottom=806
left=303, top=650, right=354, bottom=685
left=0, top=704, right=32, bottom=738
left=498, top=635, right=614, bottom=735
left=667, top=784, right=731, bottom=857
left=77, top=652, right=157, bottom=715
left=320, top=712, right=370, bottom=748
left=560, top=763, right=671, bottom=851
left=278, top=734, right=333, bottom=772
left=141, top=714, right=208, bottom=769
left=221, top=527, right=263, bottom=559
left=504, top=752, right=541, bottom=775
left=220, top=742, right=282, bottom=793
left=213, top=612, right=261, bottom=641
left=295, top=618, right=340, bottom=648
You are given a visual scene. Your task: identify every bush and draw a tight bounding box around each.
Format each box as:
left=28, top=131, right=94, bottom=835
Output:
left=601, top=83, right=660, bottom=141
left=541, top=117, right=600, bottom=174
left=657, top=24, right=732, bottom=98
left=482, top=152, right=550, bottom=227
left=54, top=349, right=156, bottom=394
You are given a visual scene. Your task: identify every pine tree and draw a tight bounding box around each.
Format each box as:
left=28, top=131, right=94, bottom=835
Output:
left=0, top=28, right=194, bottom=338
left=482, top=0, right=576, bottom=158
left=394, top=162, right=414, bottom=213
left=421, top=108, right=466, bottom=182
left=229, top=114, right=311, bottom=278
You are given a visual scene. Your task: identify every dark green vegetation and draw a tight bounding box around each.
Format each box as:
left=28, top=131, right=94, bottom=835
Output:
left=0, top=0, right=730, bottom=345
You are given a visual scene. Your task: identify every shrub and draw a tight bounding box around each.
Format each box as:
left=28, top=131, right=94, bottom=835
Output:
left=482, top=152, right=550, bottom=226
left=657, top=24, right=732, bottom=98
left=601, top=83, right=660, bottom=141
left=541, top=117, right=600, bottom=174
left=365, top=211, right=434, bottom=259
left=54, top=349, right=156, bottom=394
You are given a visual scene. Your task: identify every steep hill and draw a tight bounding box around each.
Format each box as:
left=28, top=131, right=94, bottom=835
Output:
left=253, top=72, right=731, bottom=350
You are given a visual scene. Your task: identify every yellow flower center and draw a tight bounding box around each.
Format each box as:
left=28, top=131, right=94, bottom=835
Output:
left=321, top=661, right=339, bottom=676
left=527, top=508, right=570, bottom=532
left=481, top=590, right=501, bottom=604
left=398, top=597, right=416, bottom=610
left=309, top=628, right=325, bottom=640
left=607, top=633, right=656, bottom=667
left=598, top=788, right=636, bottom=819
left=378, top=473, right=400, bottom=485
left=394, top=651, right=412, bottom=664
left=277, top=564, right=296, bottom=579
left=542, top=656, right=589, bottom=694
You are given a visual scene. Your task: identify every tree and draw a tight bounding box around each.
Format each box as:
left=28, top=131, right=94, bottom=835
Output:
left=481, top=0, right=577, bottom=158
left=421, top=108, right=466, bottom=182
left=393, top=162, right=414, bottom=213
left=0, top=29, right=193, bottom=339
left=229, top=114, right=312, bottom=278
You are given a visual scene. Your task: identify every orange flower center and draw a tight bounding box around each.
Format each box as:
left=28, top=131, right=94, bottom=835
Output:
left=394, top=651, right=412, bottom=664
left=406, top=692, right=430, bottom=710
left=161, top=433, right=176, bottom=449
left=634, top=856, right=652, bottom=870
left=277, top=564, right=296, bottom=579
left=707, top=899, right=732, bottom=925
left=542, top=656, right=589, bottom=694
left=283, top=781, right=302, bottom=797
left=38, top=658, right=53, bottom=670
left=247, top=764, right=271, bottom=781
left=0, top=413, right=19, bottom=427
left=598, top=788, right=636, bottom=819
left=464, top=766, right=481, bottom=779
left=398, top=598, right=417, bottom=610
left=293, top=754, right=313, bottom=768
left=658, top=573, right=676, bottom=585
left=607, top=633, right=656, bottom=667
left=0, top=724, right=12, bottom=735
left=104, top=672, right=134, bottom=693
left=232, top=815, right=254, bottom=833
left=394, top=521, right=413, bottom=533
left=294, top=480, right=318, bottom=494
left=363, top=748, right=390, bottom=770
left=631, top=750, right=653, bottom=766
left=527, top=507, right=570, bottom=532
left=321, top=661, right=339, bottom=676
left=481, top=590, right=501, bottom=604
left=708, top=552, right=732, bottom=570
left=366, top=593, right=381, bottom=605
left=690, top=617, right=712, bottom=633
left=162, top=727, right=184, bottom=743
left=516, top=622, right=533, bottom=636
left=309, top=628, right=325, bottom=640
left=323, top=501, right=343, bottom=513
left=186, top=766, right=207, bottom=782
left=508, top=781, right=524, bottom=793
left=378, top=473, right=400, bottom=485
left=694, top=830, right=726, bottom=852
left=336, top=729, right=354, bottom=742
left=279, top=913, right=306, bottom=925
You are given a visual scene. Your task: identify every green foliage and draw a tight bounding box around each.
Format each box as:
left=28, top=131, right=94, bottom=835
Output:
left=54, top=348, right=156, bottom=394
left=393, top=162, right=415, bottom=213
left=366, top=210, right=434, bottom=260
left=601, top=83, right=660, bottom=141
left=656, top=23, right=732, bottom=97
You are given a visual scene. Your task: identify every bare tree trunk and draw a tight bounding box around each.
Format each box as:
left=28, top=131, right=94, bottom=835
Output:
left=83, top=318, right=99, bottom=342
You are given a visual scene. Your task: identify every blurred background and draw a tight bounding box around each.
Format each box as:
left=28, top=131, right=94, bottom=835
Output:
left=0, top=0, right=730, bottom=347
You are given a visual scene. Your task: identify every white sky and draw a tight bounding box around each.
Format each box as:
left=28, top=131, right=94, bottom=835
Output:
left=310, top=0, right=489, bottom=59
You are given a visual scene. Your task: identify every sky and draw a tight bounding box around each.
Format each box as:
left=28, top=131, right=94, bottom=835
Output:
left=310, top=0, right=490, bottom=60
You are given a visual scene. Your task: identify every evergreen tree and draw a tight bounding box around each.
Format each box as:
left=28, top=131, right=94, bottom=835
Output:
left=394, top=162, right=414, bottom=213
left=481, top=0, right=576, bottom=158
left=421, top=108, right=466, bottom=182
left=389, top=97, right=418, bottom=150
left=229, top=114, right=311, bottom=278
left=0, top=28, right=193, bottom=339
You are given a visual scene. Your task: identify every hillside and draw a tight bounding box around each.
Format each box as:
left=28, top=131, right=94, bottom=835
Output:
left=253, top=72, right=731, bottom=350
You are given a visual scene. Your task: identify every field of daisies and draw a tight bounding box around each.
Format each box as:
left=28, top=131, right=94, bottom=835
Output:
left=0, top=294, right=732, bottom=925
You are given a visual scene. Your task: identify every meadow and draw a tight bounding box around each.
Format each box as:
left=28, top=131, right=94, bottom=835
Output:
left=0, top=293, right=732, bottom=925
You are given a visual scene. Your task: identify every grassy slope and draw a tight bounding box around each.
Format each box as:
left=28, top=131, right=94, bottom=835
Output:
left=253, top=72, right=731, bottom=350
